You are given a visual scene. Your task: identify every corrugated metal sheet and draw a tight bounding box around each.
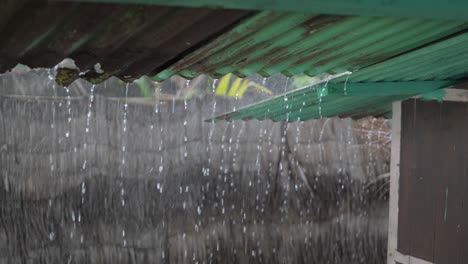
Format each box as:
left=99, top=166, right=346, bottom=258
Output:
left=73, top=0, right=468, bottom=22
left=0, top=1, right=251, bottom=85
left=1, top=1, right=467, bottom=85
left=212, top=31, right=468, bottom=121
left=155, top=12, right=468, bottom=80
left=212, top=80, right=457, bottom=122
left=338, top=32, right=468, bottom=82
left=1, top=1, right=467, bottom=120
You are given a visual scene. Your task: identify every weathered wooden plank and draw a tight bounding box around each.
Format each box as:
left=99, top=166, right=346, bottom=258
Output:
left=443, top=89, right=468, bottom=103
left=388, top=101, right=401, bottom=264
left=410, top=100, right=441, bottom=261
left=432, top=101, right=449, bottom=263
left=397, top=99, right=417, bottom=255
left=398, top=99, right=442, bottom=261
left=446, top=102, right=467, bottom=264
left=433, top=101, right=466, bottom=263
left=397, top=99, right=468, bottom=263
left=460, top=103, right=468, bottom=263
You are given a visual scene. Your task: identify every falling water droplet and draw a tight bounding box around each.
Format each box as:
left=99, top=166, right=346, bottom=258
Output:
left=172, top=97, right=176, bottom=113
left=49, top=232, right=55, bottom=241
left=343, top=71, right=352, bottom=95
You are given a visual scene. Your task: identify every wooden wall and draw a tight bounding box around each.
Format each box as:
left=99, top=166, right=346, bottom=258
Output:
left=394, top=99, right=468, bottom=263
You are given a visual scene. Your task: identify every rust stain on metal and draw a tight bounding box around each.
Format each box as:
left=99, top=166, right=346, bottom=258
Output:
left=0, top=1, right=251, bottom=82
left=302, top=15, right=346, bottom=36
left=0, top=1, right=467, bottom=84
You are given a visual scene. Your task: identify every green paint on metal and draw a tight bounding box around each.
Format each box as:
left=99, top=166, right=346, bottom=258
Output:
left=195, top=13, right=312, bottom=73
left=74, top=0, right=468, bottom=21
left=153, top=11, right=280, bottom=81
left=261, top=16, right=408, bottom=76
left=296, top=21, right=465, bottom=77
left=235, top=16, right=379, bottom=77
left=340, top=32, right=468, bottom=83
left=7, top=0, right=467, bottom=124
left=285, top=19, right=435, bottom=76
left=210, top=81, right=456, bottom=122
left=176, top=12, right=313, bottom=78
left=421, top=88, right=447, bottom=102
left=329, top=81, right=455, bottom=95
left=153, top=13, right=467, bottom=81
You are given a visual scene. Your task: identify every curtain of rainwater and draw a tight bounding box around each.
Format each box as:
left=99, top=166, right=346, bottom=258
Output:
left=0, top=69, right=390, bottom=264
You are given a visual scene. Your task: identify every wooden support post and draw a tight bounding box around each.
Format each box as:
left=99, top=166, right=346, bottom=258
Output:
left=442, top=88, right=468, bottom=103
left=387, top=90, right=468, bottom=263
left=387, top=101, right=438, bottom=264
left=387, top=101, right=402, bottom=264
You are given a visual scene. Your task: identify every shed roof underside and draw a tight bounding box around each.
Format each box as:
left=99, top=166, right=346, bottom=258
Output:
left=1, top=0, right=467, bottom=120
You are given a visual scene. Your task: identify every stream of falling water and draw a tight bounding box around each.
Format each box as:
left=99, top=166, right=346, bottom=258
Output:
left=64, top=86, right=71, bottom=139
left=120, top=83, right=130, bottom=247
left=78, top=84, right=95, bottom=248
left=0, top=72, right=390, bottom=263
left=367, top=117, right=376, bottom=178
left=183, top=80, right=190, bottom=158
left=206, top=78, right=218, bottom=176
left=343, top=72, right=352, bottom=96
left=318, top=79, right=329, bottom=119
left=47, top=69, right=57, bottom=243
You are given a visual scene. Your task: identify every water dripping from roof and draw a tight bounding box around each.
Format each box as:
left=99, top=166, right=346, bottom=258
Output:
left=120, top=83, right=130, bottom=247
left=343, top=71, right=352, bottom=95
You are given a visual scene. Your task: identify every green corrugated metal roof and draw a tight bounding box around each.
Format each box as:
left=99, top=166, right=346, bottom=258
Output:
left=336, top=33, right=468, bottom=82
left=2, top=1, right=468, bottom=120
left=212, top=33, right=468, bottom=121
left=153, top=13, right=467, bottom=80
left=79, top=0, right=468, bottom=22
left=212, top=80, right=459, bottom=122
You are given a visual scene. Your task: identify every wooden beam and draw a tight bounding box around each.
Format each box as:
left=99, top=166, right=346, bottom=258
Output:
left=67, top=0, right=468, bottom=21
left=442, top=88, right=468, bottom=102
left=416, top=87, right=468, bottom=103
left=387, top=101, right=402, bottom=264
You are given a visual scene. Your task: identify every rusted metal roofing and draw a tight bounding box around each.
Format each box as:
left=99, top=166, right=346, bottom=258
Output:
left=154, top=13, right=467, bottom=80
left=0, top=1, right=251, bottom=85
left=1, top=1, right=467, bottom=85
left=1, top=1, right=467, bottom=120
